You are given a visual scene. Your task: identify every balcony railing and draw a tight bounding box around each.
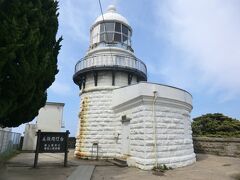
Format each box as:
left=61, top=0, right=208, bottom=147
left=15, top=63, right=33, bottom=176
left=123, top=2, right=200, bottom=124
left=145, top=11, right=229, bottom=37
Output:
left=74, top=54, right=147, bottom=77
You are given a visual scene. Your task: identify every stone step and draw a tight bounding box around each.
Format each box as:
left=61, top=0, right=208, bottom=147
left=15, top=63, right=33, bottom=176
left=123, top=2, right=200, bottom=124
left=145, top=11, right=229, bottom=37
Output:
left=108, top=158, right=128, bottom=167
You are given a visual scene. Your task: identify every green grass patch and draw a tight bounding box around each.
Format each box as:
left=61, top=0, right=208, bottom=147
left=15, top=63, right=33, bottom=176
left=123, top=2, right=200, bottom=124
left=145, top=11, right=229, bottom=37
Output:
left=152, top=164, right=172, bottom=176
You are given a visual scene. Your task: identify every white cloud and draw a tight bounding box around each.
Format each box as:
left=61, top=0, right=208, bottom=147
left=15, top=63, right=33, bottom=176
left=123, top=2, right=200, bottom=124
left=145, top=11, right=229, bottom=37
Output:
left=58, top=0, right=119, bottom=42
left=154, top=0, right=240, bottom=101
left=56, top=0, right=121, bottom=82
left=59, top=0, right=97, bottom=42
left=49, top=81, right=71, bottom=96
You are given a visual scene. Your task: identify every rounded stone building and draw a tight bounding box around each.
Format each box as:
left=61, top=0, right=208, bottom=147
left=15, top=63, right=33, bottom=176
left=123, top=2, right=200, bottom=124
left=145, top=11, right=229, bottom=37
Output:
left=73, top=5, right=195, bottom=170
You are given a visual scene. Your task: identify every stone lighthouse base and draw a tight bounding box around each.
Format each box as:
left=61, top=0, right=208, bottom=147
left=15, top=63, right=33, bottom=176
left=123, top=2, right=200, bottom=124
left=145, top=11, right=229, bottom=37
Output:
left=75, top=82, right=196, bottom=170
left=75, top=87, right=116, bottom=159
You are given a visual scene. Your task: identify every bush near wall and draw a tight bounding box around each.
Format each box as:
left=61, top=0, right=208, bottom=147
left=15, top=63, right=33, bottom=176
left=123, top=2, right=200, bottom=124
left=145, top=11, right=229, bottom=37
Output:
left=192, top=113, right=240, bottom=138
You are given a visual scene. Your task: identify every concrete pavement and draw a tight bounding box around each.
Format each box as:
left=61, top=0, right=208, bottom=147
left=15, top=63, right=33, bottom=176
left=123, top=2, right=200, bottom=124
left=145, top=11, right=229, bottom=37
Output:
left=0, top=150, right=240, bottom=180
left=92, top=154, right=240, bottom=180
left=67, top=165, right=95, bottom=180
left=0, top=150, right=111, bottom=180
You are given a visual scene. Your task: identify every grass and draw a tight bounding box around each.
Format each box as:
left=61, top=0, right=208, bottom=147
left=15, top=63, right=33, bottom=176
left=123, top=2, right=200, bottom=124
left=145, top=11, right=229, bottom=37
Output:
left=152, top=164, right=172, bottom=176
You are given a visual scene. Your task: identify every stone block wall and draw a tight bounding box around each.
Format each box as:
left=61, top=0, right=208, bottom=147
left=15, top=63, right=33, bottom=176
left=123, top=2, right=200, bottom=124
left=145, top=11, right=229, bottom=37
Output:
left=75, top=89, right=117, bottom=159
left=152, top=105, right=195, bottom=169
left=113, top=97, right=196, bottom=170
left=75, top=70, right=138, bottom=159
left=114, top=104, right=147, bottom=168
left=134, top=104, right=195, bottom=170
left=75, top=82, right=196, bottom=170
left=193, top=137, right=240, bottom=157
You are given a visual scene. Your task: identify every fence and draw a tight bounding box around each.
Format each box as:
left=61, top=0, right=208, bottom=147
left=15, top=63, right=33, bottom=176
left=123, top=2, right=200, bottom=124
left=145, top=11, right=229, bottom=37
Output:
left=0, top=130, right=21, bottom=154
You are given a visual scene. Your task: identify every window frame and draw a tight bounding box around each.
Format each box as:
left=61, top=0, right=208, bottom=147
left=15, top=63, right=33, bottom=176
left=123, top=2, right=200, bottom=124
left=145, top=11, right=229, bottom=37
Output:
left=91, top=22, right=132, bottom=46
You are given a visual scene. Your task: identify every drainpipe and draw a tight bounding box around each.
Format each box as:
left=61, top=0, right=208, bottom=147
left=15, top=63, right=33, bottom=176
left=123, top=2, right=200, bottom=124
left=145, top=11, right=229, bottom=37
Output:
left=152, top=91, right=158, bottom=167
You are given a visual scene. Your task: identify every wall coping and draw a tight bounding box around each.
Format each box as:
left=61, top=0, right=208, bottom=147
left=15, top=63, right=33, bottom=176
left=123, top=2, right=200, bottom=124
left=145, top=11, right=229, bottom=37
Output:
left=193, top=137, right=240, bottom=143
left=112, top=82, right=192, bottom=109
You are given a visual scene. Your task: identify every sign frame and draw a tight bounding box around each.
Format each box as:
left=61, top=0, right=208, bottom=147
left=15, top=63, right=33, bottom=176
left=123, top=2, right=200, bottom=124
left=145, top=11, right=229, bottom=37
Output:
left=33, top=130, right=70, bottom=168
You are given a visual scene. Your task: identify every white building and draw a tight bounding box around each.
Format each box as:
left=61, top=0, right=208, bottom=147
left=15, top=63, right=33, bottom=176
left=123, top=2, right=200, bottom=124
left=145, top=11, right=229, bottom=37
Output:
left=73, top=5, right=195, bottom=170
left=22, top=102, right=64, bottom=150
left=36, top=102, right=65, bottom=131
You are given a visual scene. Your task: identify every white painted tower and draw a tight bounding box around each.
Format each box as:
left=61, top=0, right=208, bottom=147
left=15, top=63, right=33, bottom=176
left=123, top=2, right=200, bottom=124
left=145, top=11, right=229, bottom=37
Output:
left=73, top=5, right=195, bottom=170
left=73, top=5, right=147, bottom=158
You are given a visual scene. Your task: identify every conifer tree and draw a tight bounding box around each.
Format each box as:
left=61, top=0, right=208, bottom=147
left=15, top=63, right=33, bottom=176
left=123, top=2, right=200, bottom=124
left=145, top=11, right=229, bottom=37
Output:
left=0, top=0, right=62, bottom=127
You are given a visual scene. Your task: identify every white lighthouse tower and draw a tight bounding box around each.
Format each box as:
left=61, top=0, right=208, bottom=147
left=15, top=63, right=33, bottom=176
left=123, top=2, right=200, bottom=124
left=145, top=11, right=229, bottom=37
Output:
left=73, top=5, right=147, bottom=158
left=73, top=5, right=195, bottom=170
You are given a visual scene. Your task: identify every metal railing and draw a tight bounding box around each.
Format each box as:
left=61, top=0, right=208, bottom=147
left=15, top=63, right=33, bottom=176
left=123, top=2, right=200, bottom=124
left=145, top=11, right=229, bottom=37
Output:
left=75, top=54, right=147, bottom=76
left=0, top=130, right=21, bottom=154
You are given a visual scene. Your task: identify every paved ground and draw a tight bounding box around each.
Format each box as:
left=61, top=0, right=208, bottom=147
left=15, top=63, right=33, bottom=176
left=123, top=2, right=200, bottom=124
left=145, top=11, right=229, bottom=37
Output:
left=92, top=155, right=240, bottom=180
left=0, top=150, right=112, bottom=180
left=0, top=150, right=240, bottom=180
left=67, top=165, right=95, bottom=180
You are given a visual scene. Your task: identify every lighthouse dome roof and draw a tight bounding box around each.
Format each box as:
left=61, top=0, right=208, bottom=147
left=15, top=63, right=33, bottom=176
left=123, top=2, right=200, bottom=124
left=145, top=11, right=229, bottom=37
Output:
left=94, top=5, right=130, bottom=27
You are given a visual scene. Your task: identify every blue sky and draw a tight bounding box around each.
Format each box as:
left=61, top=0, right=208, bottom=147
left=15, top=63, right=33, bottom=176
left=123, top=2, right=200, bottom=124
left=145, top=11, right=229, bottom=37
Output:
left=14, top=0, right=240, bottom=136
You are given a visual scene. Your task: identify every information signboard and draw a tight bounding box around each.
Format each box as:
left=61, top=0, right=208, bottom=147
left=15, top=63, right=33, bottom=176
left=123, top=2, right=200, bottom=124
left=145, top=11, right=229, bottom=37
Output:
left=39, top=132, right=66, bottom=153
left=33, top=130, right=69, bottom=168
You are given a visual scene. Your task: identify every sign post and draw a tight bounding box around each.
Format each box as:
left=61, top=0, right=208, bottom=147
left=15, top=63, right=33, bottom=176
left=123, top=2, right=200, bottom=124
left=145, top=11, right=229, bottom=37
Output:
left=34, top=130, right=70, bottom=168
left=33, top=130, right=41, bottom=168
left=64, top=130, right=69, bottom=167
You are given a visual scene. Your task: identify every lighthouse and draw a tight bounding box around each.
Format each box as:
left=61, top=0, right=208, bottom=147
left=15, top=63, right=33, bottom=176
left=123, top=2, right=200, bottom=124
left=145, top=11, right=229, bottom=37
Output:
left=73, top=5, right=147, bottom=157
left=73, top=5, right=195, bottom=170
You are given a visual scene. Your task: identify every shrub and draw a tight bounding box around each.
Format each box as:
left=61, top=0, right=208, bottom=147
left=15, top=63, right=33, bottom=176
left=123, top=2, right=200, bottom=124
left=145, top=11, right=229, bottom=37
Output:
left=192, top=113, right=240, bottom=137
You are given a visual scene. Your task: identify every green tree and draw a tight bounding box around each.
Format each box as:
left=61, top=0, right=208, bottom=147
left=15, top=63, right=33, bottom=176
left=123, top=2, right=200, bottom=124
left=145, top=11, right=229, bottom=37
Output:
left=192, top=113, right=240, bottom=137
left=0, top=0, right=62, bottom=127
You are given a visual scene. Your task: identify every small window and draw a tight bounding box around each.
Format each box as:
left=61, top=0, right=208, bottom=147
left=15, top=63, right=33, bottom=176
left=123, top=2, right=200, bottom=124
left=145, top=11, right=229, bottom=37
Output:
left=128, top=30, right=131, bottom=37
left=100, top=24, right=105, bottom=32
left=114, top=33, right=121, bottom=42
left=100, top=33, right=104, bottom=41
left=115, top=22, right=121, bottom=32
left=123, top=35, right=128, bottom=43
left=121, top=115, right=131, bottom=122
left=122, top=25, right=128, bottom=36
left=105, top=32, right=114, bottom=42
left=122, top=115, right=127, bottom=121
left=128, top=39, right=131, bottom=46
left=105, top=22, right=114, bottom=31
left=92, top=35, right=98, bottom=44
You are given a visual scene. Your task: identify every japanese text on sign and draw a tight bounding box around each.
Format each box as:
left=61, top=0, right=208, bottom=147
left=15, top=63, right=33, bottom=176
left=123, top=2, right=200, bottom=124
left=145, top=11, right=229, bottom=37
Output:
left=39, top=132, right=66, bottom=153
